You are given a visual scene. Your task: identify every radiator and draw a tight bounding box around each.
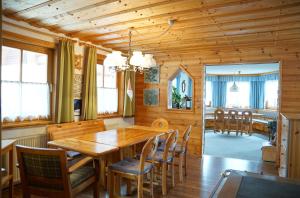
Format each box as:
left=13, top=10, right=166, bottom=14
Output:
left=2, top=134, right=48, bottom=183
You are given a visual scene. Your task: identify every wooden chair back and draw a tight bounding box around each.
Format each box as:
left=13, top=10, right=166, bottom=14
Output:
left=47, top=120, right=105, bottom=140
left=139, top=136, right=159, bottom=173
left=214, top=109, right=225, bottom=122
left=151, top=118, right=169, bottom=130
left=242, top=111, right=253, bottom=124
left=16, top=145, right=71, bottom=197
left=181, top=125, right=192, bottom=153
left=163, top=130, right=179, bottom=160
left=228, top=110, right=239, bottom=123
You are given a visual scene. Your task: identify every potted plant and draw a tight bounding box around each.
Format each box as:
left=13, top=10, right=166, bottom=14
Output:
left=172, top=86, right=181, bottom=108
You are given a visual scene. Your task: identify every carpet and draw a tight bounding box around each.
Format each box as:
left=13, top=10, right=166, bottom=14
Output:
left=204, top=131, right=267, bottom=162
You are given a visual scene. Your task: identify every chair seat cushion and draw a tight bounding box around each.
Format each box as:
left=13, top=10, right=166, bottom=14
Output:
left=67, top=151, right=82, bottom=158
left=174, top=145, right=184, bottom=154
left=70, top=164, right=95, bottom=188
left=153, top=151, right=173, bottom=163
left=109, top=158, right=153, bottom=175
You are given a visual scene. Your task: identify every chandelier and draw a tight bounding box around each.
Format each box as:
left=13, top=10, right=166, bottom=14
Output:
left=230, top=71, right=240, bottom=92
left=103, top=28, right=157, bottom=73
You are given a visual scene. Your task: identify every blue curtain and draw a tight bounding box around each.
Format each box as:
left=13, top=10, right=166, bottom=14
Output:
left=250, top=81, right=265, bottom=109
left=208, top=73, right=278, bottom=109
left=212, top=81, right=227, bottom=108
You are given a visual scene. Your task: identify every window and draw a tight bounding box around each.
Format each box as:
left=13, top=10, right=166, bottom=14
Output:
left=226, top=81, right=250, bottom=108
left=205, top=81, right=212, bottom=106
left=97, top=64, right=118, bottom=114
left=1, top=45, right=50, bottom=122
left=265, top=80, right=278, bottom=109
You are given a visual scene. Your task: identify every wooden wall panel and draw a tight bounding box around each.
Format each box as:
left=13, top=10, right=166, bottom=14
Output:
left=135, top=61, right=205, bottom=156
left=135, top=49, right=300, bottom=157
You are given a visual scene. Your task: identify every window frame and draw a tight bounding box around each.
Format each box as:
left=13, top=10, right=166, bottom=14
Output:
left=2, top=39, right=54, bottom=128
left=96, top=57, right=123, bottom=118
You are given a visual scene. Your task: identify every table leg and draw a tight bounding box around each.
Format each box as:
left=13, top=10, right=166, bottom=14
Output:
left=100, top=158, right=107, bottom=190
left=9, top=148, right=14, bottom=198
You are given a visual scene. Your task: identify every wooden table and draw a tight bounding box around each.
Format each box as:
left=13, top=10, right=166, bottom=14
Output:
left=77, top=126, right=167, bottom=148
left=48, top=138, right=119, bottom=157
left=1, top=139, right=16, bottom=198
left=47, top=125, right=167, bottom=189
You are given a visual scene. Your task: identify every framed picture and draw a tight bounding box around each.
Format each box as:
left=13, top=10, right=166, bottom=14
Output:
left=144, top=67, right=160, bottom=84
left=143, top=88, right=159, bottom=106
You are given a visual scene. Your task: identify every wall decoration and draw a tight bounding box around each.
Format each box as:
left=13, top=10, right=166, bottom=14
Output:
left=74, top=55, right=83, bottom=70
left=144, top=67, right=160, bottom=83
left=144, top=88, right=159, bottom=106
left=74, top=55, right=84, bottom=99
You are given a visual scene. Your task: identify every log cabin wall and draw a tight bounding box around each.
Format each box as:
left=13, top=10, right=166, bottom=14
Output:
left=135, top=53, right=300, bottom=157
left=3, top=0, right=300, bottom=157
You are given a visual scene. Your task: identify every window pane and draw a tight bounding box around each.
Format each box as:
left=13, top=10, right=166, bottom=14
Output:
left=205, top=81, right=212, bottom=106
left=1, top=82, right=21, bottom=120
left=104, top=67, right=116, bottom=88
left=1, top=46, right=21, bottom=81
left=97, top=88, right=118, bottom=114
left=21, top=83, right=50, bottom=119
left=265, top=80, right=278, bottom=109
left=22, top=50, right=48, bottom=83
left=97, top=64, right=103, bottom=87
left=226, top=81, right=250, bottom=108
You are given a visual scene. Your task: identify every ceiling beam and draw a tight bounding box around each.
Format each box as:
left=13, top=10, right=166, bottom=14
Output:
left=4, top=0, right=63, bottom=16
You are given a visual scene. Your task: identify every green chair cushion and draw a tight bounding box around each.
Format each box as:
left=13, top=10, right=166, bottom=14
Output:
left=70, top=164, right=95, bottom=188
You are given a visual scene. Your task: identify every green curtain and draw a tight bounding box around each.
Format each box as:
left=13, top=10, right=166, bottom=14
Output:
left=123, top=70, right=135, bottom=117
left=56, top=40, right=74, bottom=123
left=81, top=47, right=97, bottom=120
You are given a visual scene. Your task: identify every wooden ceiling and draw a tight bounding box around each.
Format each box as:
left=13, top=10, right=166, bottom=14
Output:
left=3, top=0, right=300, bottom=58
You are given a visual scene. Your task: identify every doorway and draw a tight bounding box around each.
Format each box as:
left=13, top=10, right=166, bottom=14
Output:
left=203, top=62, right=280, bottom=162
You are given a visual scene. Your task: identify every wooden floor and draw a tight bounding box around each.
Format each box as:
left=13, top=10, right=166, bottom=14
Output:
left=3, top=155, right=277, bottom=198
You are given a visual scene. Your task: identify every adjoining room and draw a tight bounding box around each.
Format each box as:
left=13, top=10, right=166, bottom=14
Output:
left=204, top=63, right=279, bottom=162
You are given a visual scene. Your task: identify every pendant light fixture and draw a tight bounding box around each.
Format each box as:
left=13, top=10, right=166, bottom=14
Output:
left=230, top=71, right=240, bottom=92
left=103, top=28, right=157, bottom=73
left=103, top=19, right=176, bottom=73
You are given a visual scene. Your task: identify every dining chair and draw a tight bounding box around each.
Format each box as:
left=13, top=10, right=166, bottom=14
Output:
left=16, top=145, right=99, bottom=198
left=174, top=125, right=192, bottom=182
left=227, top=110, right=240, bottom=135
left=151, top=118, right=169, bottom=130
left=241, top=110, right=253, bottom=135
left=152, top=129, right=178, bottom=196
left=108, top=136, right=159, bottom=198
left=214, top=109, right=225, bottom=133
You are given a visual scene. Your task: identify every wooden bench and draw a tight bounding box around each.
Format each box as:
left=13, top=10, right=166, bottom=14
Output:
left=47, top=120, right=105, bottom=141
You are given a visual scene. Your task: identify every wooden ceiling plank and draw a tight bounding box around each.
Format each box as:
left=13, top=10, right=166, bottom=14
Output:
left=98, top=18, right=300, bottom=46
left=55, top=0, right=186, bottom=29
left=92, top=11, right=300, bottom=44
left=73, top=0, right=300, bottom=40
left=25, top=0, right=120, bottom=21
left=65, top=0, right=264, bottom=34
left=6, top=0, right=63, bottom=16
